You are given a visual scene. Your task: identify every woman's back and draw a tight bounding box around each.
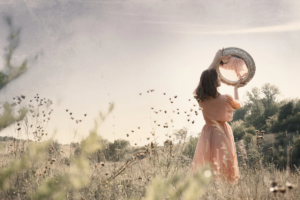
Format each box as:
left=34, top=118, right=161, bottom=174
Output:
left=199, top=94, right=242, bottom=126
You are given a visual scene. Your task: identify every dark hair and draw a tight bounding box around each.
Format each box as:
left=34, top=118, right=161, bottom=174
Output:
left=194, top=68, right=219, bottom=102
left=220, top=60, right=224, bottom=66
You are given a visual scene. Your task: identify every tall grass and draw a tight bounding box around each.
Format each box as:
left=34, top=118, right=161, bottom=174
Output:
left=0, top=95, right=299, bottom=200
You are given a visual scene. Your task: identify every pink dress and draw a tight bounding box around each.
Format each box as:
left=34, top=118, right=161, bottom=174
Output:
left=220, top=56, right=247, bottom=79
left=191, top=94, right=242, bottom=184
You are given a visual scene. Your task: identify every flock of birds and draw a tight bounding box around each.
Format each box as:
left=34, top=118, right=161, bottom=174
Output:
left=66, top=109, right=87, bottom=123
left=123, top=89, right=203, bottom=145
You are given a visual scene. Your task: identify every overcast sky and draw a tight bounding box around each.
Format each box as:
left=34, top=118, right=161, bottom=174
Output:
left=0, top=0, right=300, bottom=145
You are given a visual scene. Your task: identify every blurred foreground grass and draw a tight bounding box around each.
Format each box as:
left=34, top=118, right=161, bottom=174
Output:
left=0, top=100, right=299, bottom=200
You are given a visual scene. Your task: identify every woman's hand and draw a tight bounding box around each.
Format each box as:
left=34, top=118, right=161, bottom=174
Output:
left=209, top=47, right=225, bottom=69
left=214, top=47, right=224, bottom=61
left=234, top=80, right=246, bottom=89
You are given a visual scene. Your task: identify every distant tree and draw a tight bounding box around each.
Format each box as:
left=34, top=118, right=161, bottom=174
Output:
left=261, top=83, right=280, bottom=109
left=278, top=101, right=293, bottom=121
left=235, top=83, right=281, bottom=130
left=183, top=133, right=200, bottom=159
left=232, top=106, right=248, bottom=122
left=102, top=139, right=130, bottom=161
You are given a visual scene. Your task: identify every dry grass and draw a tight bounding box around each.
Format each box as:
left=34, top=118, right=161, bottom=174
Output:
left=0, top=95, right=299, bottom=200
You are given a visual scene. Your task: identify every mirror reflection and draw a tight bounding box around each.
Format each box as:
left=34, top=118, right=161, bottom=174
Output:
left=219, top=55, right=248, bottom=81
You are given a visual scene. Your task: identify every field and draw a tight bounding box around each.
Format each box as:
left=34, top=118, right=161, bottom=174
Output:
left=0, top=127, right=299, bottom=200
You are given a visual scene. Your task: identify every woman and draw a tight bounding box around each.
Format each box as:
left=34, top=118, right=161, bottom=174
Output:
left=191, top=48, right=245, bottom=184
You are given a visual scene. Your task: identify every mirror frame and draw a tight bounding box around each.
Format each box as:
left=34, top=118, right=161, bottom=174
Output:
left=216, top=47, right=256, bottom=86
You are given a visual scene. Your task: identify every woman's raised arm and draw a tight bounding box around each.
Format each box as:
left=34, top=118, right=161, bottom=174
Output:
left=208, top=48, right=224, bottom=69
left=234, top=80, right=245, bottom=100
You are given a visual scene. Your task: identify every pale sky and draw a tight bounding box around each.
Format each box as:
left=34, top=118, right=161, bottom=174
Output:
left=0, top=0, right=300, bottom=146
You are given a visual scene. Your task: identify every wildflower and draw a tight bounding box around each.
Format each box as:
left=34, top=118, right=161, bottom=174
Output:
left=270, top=186, right=278, bottom=193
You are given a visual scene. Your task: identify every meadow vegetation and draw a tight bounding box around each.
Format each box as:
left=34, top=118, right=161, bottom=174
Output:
left=0, top=17, right=299, bottom=199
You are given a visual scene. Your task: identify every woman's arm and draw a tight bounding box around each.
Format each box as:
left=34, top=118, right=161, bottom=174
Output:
left=208, top=48, right=224, bottom=69
left=234, top=80, right=245, bottom=100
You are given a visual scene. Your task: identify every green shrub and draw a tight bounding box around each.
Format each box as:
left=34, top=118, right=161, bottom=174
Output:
left=183, top=134, right=199, bottom=159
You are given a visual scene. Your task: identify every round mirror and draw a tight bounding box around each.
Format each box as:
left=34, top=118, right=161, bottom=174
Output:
left=216, top=47, right=256, bottom=86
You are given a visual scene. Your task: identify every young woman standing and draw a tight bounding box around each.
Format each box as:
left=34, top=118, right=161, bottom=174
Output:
left=191, top=48, right=245, bottom=184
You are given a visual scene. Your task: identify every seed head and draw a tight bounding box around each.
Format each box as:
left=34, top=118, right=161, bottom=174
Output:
left=270, top=186, right=279, bottom=193
left=286, top=181, right=296, bottom=189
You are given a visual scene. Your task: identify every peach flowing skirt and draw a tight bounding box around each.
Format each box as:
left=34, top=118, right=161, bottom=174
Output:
left=191, top=122, right=240, bottom=184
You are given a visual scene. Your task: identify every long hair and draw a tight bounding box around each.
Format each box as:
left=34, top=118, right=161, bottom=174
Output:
left=195, top=68, right=219, bottom=102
